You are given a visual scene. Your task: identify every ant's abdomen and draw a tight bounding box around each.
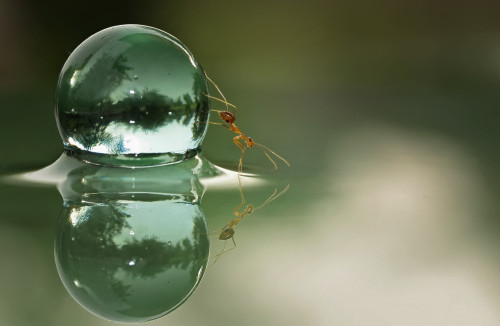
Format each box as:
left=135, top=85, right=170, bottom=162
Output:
left=219, top=228, right=235, bottom=240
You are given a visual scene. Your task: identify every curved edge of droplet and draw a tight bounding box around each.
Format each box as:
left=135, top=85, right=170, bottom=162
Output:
left=63, top=146, right=201, bottom=168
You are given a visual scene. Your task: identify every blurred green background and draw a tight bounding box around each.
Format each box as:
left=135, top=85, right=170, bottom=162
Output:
left=1, top=1, right=500, bottom=325
left=1, top=0, right=500, bottom=172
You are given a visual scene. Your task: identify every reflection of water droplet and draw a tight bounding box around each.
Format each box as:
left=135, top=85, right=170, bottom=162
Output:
left=133, top=75, right=139, bottom=79
left=55, top=193, right=211, bottom=323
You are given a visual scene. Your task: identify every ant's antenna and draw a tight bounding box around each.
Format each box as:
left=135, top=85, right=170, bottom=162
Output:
left=254, top=142, right=291, bottom=169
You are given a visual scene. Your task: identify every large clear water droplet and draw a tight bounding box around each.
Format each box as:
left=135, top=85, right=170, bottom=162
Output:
left=55, top=24, right=209, bottom=167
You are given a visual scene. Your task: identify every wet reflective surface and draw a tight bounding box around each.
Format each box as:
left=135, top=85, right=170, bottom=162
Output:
left=0, top=153, right=278, bottom=323
left=2, top=119, right=500, bottom=325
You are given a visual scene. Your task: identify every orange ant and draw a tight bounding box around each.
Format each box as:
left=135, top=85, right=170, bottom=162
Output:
left=202, top=73, right=290, bottom=173
left=211, top=175, right=290, bottom=264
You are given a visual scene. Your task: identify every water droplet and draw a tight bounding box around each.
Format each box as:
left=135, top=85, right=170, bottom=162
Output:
left=55, top=24, right=209, bottom=167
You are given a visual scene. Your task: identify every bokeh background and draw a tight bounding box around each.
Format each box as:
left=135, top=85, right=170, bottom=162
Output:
left=1, top=0, right=500, bottom=325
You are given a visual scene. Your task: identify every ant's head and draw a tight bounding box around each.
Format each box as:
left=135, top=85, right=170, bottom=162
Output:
left=247, top=137, right=254, bottom=148
left=245, top=204, right=254, bottom=214
left=219, top=227, right=235, bottom=240
left=219, top=111, right=235, bottom=124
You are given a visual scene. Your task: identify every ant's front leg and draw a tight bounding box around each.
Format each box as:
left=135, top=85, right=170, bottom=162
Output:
left=237, top=147, right=247, bottom=173
left=232, top=135, right=247, bottom=173
left=233, top=135, right=246, bottom=152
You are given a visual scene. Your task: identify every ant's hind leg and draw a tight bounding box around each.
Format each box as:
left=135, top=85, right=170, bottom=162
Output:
left=200, top=120, right=231, bottom=130
left=205, top=73, right=228, bottom=103
left=203, top=73, right=238, bottom=114
left=201, top=121, right=223, bottom=126
left=215, top=237, right=237, bottom=259
left=208, top=241, right=227, bottom=267
left=204, top=93, right=239, bottom=112
left=204, top=229, right=223, bottom=236
left=210, top=238, right=237, bottom=265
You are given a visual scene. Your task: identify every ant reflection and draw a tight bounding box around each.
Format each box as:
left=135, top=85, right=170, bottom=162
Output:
left=202, top=73, right=290, bottom=173
left=210, top=175, right=289, bottom=265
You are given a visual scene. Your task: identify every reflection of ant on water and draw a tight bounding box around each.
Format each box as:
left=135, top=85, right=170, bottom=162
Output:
left=210, top=175, right=290, bottom=265
left=203, top=73, right=290, bottom=173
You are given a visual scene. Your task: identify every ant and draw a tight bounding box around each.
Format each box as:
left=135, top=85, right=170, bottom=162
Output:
left=210, top=175, right=290, bottom=265
left=202, top=72, right=290, bottom=173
